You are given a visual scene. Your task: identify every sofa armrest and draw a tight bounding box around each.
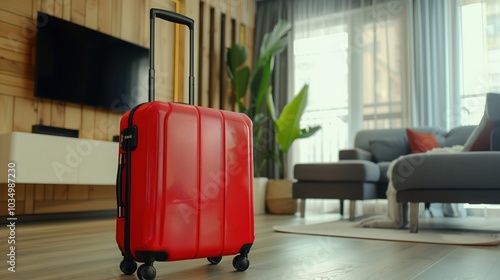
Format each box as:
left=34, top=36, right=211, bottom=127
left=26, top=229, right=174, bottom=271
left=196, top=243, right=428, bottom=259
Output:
left=339, top=148, right=372, bottom=161
left=492, top=127, right=500, bottom=151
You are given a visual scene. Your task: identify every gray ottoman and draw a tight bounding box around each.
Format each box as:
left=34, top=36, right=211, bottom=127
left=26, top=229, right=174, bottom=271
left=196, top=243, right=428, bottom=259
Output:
left=293, top=160, right=381, bottom=220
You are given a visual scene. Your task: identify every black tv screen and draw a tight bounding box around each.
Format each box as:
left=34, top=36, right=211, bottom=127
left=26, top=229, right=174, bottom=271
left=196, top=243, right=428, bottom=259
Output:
left=35, top=12, right=149, bottom=112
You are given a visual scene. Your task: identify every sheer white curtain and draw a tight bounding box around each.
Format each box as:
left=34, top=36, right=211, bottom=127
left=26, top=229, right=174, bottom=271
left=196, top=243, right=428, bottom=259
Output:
left=290, top=0, right=410, bottom=214
left=409, top=0, right=461, bottom=128
left=410, top=0, right=500, bottom=128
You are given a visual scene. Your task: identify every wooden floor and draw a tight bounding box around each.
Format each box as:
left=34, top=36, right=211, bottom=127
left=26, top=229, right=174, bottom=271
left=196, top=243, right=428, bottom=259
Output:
left=1, top=213, right=500, bottom=280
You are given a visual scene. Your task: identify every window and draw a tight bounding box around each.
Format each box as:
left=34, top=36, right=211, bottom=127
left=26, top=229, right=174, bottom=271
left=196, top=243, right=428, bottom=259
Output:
left=293, top=32, right=349, bottom=163
left=459, top=2, right=500, bottom=125
left=292, top=2, right=408, bottom=165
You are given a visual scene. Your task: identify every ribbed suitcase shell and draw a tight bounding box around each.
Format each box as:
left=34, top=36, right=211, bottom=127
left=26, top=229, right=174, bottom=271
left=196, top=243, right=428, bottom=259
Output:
left=116, top=101, right=254, bottom=262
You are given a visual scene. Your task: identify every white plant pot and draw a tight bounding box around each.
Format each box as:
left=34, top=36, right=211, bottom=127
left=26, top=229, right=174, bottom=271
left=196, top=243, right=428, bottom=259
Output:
left=253, top=177, right=268, bottom=215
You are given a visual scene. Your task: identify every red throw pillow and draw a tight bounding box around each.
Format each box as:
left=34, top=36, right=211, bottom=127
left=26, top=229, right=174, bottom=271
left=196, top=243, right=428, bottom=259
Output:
left=406, top=129, right=440, bottom=153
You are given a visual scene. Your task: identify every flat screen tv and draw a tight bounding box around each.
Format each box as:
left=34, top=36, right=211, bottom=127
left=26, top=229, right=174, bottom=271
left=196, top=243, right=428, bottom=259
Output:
left=34, top=12, right=149, bottom=112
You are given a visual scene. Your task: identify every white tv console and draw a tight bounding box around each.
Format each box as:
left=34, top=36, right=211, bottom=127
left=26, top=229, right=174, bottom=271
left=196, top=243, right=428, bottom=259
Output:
left=0, top=132, right=118, bottom=185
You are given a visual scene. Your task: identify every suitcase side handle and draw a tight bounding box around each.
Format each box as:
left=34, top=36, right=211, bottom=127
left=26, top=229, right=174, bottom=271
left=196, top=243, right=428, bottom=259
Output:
left=149, top=8, right=195, bottom=105
left=116, top=153, right=125, bottom=217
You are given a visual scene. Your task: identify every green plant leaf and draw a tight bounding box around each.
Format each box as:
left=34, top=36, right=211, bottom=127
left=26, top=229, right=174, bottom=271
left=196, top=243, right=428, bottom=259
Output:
left=298, top=126, right=321, bottom=139
left=250, top=65, right=264, bottom=108
left=226, top=44, right=250, bottom=113
left=256, top=20, right=292, bottom=69
left=269, top=84, right=319, bottom=154
left=266, top=86, right=277, bottom=124
left=234, top=67, right=250, bottom=101
left=254, top=58, right=273, bottom=116
left=226, top=44, right=247, bottom=74
left=223, top=20, right=294, bottom=177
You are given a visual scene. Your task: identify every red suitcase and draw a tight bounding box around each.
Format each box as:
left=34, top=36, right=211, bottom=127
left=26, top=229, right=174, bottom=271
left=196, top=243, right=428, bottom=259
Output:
left=115, top=9, right=254, bottom=280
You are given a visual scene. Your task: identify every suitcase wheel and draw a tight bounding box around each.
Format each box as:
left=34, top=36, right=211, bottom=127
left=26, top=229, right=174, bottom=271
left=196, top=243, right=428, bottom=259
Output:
left=207, top=256, right=222, bottom=265
left=137, top=263, right=156, bottom=280
left=119, top=257, right=137, bottom=275
left=232, top=255, right=250, bottom=271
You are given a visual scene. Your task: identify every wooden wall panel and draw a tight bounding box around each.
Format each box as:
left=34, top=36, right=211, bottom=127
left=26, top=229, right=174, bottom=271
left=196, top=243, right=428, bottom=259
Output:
left=85, top=0, right=98, bottom=29
left=13, top=97, right=37, bottom=131
left=0, top=95, right=14, bottom=133
left=0, top=0, right=256, bottom=216
left=198, top=2, right=210, bottom=107
left=2, top=0, right=33, bottom=17
left=36, top=98, right=51, bottom=125
left=97, top=0, right=112, bottom=34
left=70, top=0, right=85, bottom=25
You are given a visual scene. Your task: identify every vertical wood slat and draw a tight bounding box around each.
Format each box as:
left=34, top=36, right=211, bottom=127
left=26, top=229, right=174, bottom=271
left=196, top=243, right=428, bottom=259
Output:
left=94, top=109, right=108, bottom=140
left=120, top=0, right=140, bottom=43
left=70, top=0, right=85, bottom=25
left=31, top=0, right=41, bottom=19
left=24, top=184, right=35, bottom=214
left=0, top=95, right=14, bottom=133
left=35, top=186, right=45, bottom=201
left=50, top=101, right=65, bottom=127
left=40, top=0, right=55, bottom=14
left=185, top=0, right=200, bottom=105
left=136, top=0, right=147, bottom=47
left=109, top=0, right=122, bottom=38
left=13, top=97, right=37, bottom=132
left=44, top=185, right=54, bottom=200
left=199, top=2, right=210, bottom=107
left=53, top=0, right=63, bottom=17
left=64, top=103, right=82, bottom=130
left=97, top=0, right=112, bottom=34
left=209, top=6, right=221, bottom=109
left=223, top=11, right=234, bottom=111
left=53, top=185, right=68, bottom=200
left=68, top=185, right=89, bottom=200
left=36, top=98, right=51, bottom=125
left=85, top=0, right=98, bottom=29
left=62, top=0, right=72, bottom=21
left=81, top=106, right=95, bottom=139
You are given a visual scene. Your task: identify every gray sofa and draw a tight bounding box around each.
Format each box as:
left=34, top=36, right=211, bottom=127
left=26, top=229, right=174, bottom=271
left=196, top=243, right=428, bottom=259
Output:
left=294, top=93, right=500, bottom=232
left=294, top=126, right=477, bottom=219
left=392, top=93, right=500, bottom=232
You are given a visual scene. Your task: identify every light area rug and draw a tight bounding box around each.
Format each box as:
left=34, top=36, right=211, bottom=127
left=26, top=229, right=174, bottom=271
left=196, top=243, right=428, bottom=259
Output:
left=273, top=216, right=500, bottom=246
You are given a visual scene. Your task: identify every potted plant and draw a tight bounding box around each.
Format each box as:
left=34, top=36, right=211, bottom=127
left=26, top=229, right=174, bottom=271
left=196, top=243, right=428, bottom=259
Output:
left=226, top=20, right=292, bottom=214
left=226, top=20, right=292, bottom=177
left=265, top=84, right=321, bottom=214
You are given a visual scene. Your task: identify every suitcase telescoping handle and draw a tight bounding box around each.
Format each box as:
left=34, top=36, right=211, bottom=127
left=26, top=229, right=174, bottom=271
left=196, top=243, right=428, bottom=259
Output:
left=149, top=8, right=195, bottom=106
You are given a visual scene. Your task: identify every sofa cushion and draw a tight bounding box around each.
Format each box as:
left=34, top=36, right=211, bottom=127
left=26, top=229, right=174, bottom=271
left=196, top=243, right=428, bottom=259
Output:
left=294, top=160, right=380, bottom=182
left=463, top=93, right=500, bottom=151
left=354, top=127, right=447, bottom=152
left=442, top=126, right=476, bottom=147
left=406, top=128, right=440, bottom=153
left=369, top=138, right=409, bottom=162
